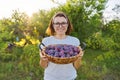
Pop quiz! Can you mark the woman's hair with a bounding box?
[46,11,73,35]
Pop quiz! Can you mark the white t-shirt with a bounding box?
[41,36,80,80]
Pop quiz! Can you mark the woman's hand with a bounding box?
[39,50,49,69]
[73,46,84,70]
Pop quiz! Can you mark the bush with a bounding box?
[86,31,115,51]
[101,38,115,51]
[77,50,120,80]
[112,29,120,49]
[0,53,17,62]
[86,31,103,49]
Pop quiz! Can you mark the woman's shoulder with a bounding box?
[67,35,80,41]
[67,36,80,45]
[42,36,53,42]
[43,36,52,40]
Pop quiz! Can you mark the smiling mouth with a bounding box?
[58,29,64,31]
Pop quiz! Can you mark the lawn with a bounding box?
[0,45,120,80]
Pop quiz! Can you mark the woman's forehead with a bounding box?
[53,16,67,22]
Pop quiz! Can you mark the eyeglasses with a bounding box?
[53,22,68,27]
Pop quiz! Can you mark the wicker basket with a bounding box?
[42,44,82,64]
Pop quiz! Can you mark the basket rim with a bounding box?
[42,45,81,59]
[44,51,81,59]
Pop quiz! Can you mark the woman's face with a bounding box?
[53,16,68,35]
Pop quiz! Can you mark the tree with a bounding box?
[53,0,107,41]
[30,10,50,41]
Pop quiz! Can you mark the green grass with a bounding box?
[0,46,120,80]
[76,49,120,80]
[76,48,104,80]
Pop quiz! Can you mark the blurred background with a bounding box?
[0,0,120,80]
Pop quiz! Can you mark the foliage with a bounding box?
[53,0,106,41]
[86,31,103,49]
[112,29,120,49]
[0,19,15,42]
[0,10,29,42]
[0,0,120,80]
[102,20,120,50]
[77,49,120,80]
[1,44,120,80]
[102,20,120,36]
[0,44,44,80]
[30,10,50,41]
[86,32,116,51]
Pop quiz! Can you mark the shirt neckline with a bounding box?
[51,35,69,40]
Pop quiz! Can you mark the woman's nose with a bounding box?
[59,24,62,28]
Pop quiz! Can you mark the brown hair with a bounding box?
[46,11,73,35]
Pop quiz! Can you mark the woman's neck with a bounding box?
[54,34,67,39]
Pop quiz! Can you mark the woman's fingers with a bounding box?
[40,48,46,56]
[41,56,48,60]
[78,46,84,57]
[80,51,84,57]
[41,56,49,64]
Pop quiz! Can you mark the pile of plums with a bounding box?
[45,44,80,58]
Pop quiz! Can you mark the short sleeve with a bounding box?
[39,37,48,50]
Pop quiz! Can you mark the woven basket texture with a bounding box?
[43,44,82,64]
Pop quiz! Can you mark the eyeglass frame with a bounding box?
[53,22,68,27]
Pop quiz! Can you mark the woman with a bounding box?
[39,11,84,80]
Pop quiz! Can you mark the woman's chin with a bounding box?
[57,33,65,35]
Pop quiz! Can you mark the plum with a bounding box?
[45,44,80,58]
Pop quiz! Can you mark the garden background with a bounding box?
[0,0,120,80]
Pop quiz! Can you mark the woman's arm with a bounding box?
[39,50,49,69]
[73,47,84,70]
[73,57,82,70]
